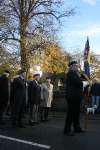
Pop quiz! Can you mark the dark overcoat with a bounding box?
[11,77,26,111]
[0,74,9,104]
[28,80,41,105]
[90,83,100,96]
[64,70,83,133]
[66,70,83,104]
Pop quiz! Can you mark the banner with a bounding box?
[84,37,90,78]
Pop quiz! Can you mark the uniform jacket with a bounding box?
[66,70,83,103]
[28,80,41,105]
[0,74,9,102]
[10,76,26,105]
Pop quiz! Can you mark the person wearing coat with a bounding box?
[90,79,100,112]
[28,73,41,125]
[0,70,10,124]
[64,61,84,136]
[40,77,53,121]
[90,79,100,107]
[11,70,26,128]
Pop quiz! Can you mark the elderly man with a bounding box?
[0,70,10,125]
[11,69,26,128]
[28,73,41,125]
[64,61,84,136]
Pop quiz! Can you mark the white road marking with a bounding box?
[0,134,50,149]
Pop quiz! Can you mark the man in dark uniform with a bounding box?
[28,73,41,125]
[64,61,84,135]
[11,69,26,128]
[0,70,10,124]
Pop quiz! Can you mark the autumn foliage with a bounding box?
[41,42,70,73]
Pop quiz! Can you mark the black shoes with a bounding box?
[41,119,48,122]
[74,128,85,133]
[0,120,5,125]
[12,122,26,128]
[64,129,74,136]
[64,128,85,136]
[17,124,26,128]
[29,120,36,126]
[64,131,74,136]
[29,120,40,126]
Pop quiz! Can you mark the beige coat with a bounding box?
[41,83,53,107]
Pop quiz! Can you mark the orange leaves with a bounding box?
[42,42,69,73]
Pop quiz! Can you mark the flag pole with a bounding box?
[83,37,91,130]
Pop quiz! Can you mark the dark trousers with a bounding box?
[40,107,50,121]
[29,103,40,122]
[0,99,8,121]
[64,101,81,133]
[11,97,25,126]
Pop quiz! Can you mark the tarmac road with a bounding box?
[0,113,100,150]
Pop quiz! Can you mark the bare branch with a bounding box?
[29,11,59,20]
[6,0,20,18]
[6,38,20,42]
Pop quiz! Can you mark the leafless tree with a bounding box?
[0,0,75,73]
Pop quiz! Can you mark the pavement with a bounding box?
[0,112,100,150]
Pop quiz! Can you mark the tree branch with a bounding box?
[8,0,20,18]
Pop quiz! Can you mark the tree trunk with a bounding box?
[20,35,30,79]
[18,0,30,79]
[20,36,29,68]
[20,21,30,79]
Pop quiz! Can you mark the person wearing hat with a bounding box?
[0,70,10,125]
[28,73,41,125]
[11,69,26,128]
[64,61,84,135]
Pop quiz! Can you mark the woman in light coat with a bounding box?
[40,77,53,121]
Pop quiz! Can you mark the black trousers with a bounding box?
[29,103,40,122]
[11,97,25,126]
[64,101,81,133]
[40,107,50,121]
[0,98,8,121]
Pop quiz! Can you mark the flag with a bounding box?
[84,37,90,78]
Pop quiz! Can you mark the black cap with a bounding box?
[4,70,10,74]
[68,61,78,67]
[18,69,25,75]
[33,73,40,77]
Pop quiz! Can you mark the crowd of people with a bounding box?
[0,70,53,128]
[0,61,100,137]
